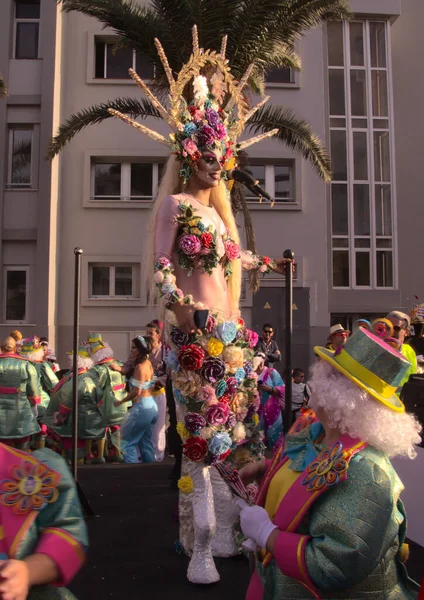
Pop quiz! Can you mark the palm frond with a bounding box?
[0,75,7,98]
[48,97,160,158]
[247,104,332,182]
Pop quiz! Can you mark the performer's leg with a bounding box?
[121,407,143,464]
[137,403,158,463]
[91,435,106,464]
[151,391,167,462]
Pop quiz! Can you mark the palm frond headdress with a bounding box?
[108,25,278,181]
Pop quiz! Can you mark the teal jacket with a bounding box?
[0,353,41,438]
[90,359,128,426]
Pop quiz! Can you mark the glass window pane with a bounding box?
[377,251,393,287]
[274,165,291,200]
[370,22,386,68]
[244,165,265,198]
[373,119,389,129]
[15,22,39,59]
[95,41,106,78]
[94,163,121,197]
[354,185,370,235]
[131,163,153,197]
[376,238,392,248]
[372,71,388,117]
[331,184,348,235]
[6,270,27,321]
[266,67,293,84]
[374,132,390,182]
[352,118,367,128]
[354,239,371,248]
[330,130,347,181]
[353,132,368,180]
[11,128,32,186]
[106,44,133,79]
[333,251,350,287]
[92,267,110,296]
[15,0,40,19]
[350,70,367,116]
[330,118,346,127]
[356,252,370,286]
[115,267,133,296]
[350,22,364,66]
[135,53,155,79]
[375,184,392,235]
[329,70,345,115]
[327,22,344,66]
[333,238,349,248]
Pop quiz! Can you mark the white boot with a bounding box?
[210,466,239,557]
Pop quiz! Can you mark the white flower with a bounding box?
[200,426,217,440]
[233,422,246,442]
[193,75,209,108]
[154,271,164,283]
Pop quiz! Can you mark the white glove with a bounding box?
[235,498,279,549]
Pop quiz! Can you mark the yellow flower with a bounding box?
[178,476,194,494]
[207,337,224,357]
[223,345,244,372]
[252,414,259,425]
[176,422,190,441]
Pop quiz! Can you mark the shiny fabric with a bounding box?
[0,445,88,599]
[43,371,105,439]
[258,368,284,450]
[90,360,128,426]
[120,379,158,463]
[31,361,59,421]
[250,425,419,599]
[0,355,41,439]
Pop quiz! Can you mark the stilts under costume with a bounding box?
[107,26,283,584]
[243,328,420,599]
[43,346,105,461]
[0,443,88,599]
[87,334,128,462]
[0,351,41,448]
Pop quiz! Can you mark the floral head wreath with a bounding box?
[108,26,278,182]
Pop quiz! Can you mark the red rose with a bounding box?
[200,232,214,249]
[178,344,205,371]
[188,106,197,116]
[183,436,208,462]
[217,449,231,462]
[262,256,271,265]
[237,317,245,327]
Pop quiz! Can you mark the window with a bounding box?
[94,40,154,79]
[243,163,294,203]
[266,68,294,85]
[14,0,40,59]
[91,159,164,201]
[328,20,395,289]
[3,267,29,322]
[89,264,138,298]
[7,127,33,188]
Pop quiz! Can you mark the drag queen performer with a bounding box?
[237,326,421,599]
[107,27,290,583]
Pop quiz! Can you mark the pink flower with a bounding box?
[179,234,201,256]
[214,123,227,141]
[224,240,240,261]
[193,110,205,123]
[206,402,230,426]
[244,329,259,349]
[197,384,217,405]
[182,138,200,157]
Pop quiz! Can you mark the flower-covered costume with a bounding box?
[257,367,285,450]
[120,378,158,464]
[0,353,41,446]
[0,443,88,598]
[246,421,419,599]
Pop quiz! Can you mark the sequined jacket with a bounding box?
[251,425,419,600]
[90,359,128,426]
[0,354,41,439]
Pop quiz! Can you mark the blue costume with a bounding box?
[120,377,158,464]
[258,366,285,450]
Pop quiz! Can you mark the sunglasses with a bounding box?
[263,330,273,334]
[393,325,406,333]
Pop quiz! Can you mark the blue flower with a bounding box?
[217,322,237,344]
[215,379,227,398]
[234,367,246,383]
[184,122,197,136]
[166,350,179,372]
[208,432,232,456]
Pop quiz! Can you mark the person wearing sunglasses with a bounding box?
[255,324,281,369]
[326,324,350,351]
[386,311,417,388]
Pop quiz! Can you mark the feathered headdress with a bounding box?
[108,26,278,182]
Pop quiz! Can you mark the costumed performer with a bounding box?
[20,337,59,449]
[87,333,128,463]
[107,26,292,583]
[236,326,421,599]
[253,353,284,450]
[113,336,158,464]
[145,322,168,462]
[0,336,41,450]
[43,345,105,464]
[0,442,88,599]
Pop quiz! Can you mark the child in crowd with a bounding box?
[291,368,311,418]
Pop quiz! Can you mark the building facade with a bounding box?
[0,0,420,368]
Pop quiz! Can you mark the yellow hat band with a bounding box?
[336,350,397,399]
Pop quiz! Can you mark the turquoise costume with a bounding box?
[43,369,105,440]
[0,353,41,440]
[120,377,158,463]
[0,443,88,599]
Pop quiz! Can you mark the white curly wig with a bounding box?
[91,343,113,364]
[67,354,93,371]
[309,359,422,459]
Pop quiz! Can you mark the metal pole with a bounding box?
[283,249,294,433]
[71,247,83,480]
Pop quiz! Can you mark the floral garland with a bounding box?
[154,257,194,308]
[166,312,265,465]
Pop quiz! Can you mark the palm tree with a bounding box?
[0,74,7,98]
